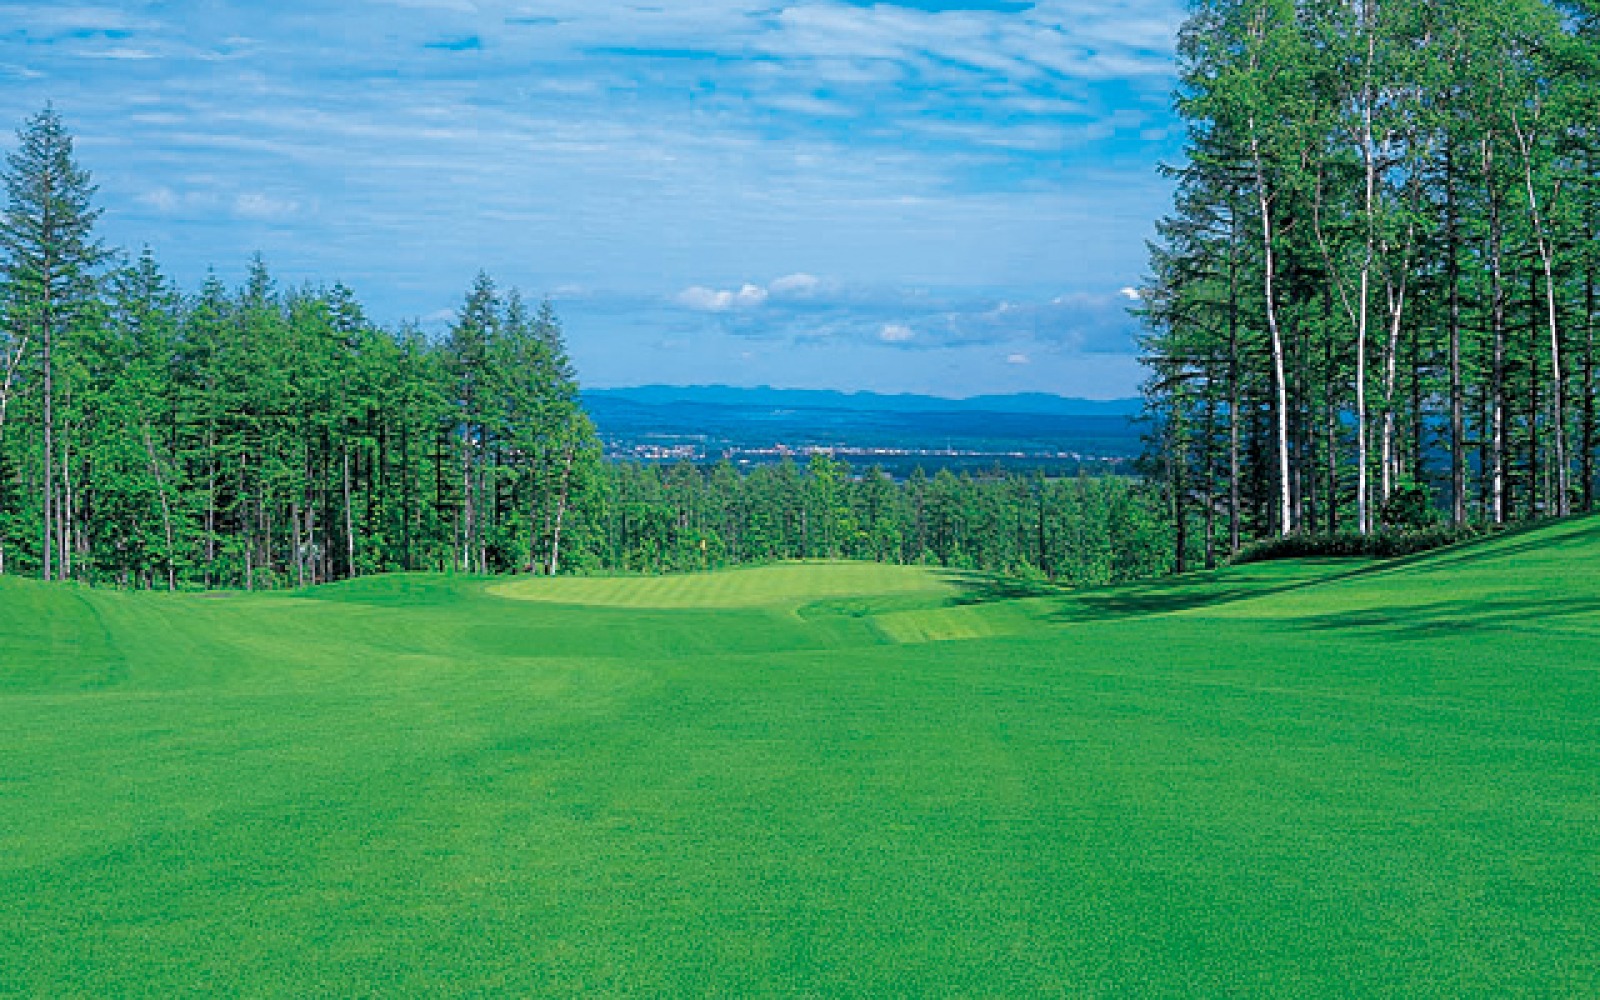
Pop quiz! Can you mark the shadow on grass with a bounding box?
[1039,515,1600,626]
[1292,595,1600,639]
[935,567,1359,622]
[938,571,1066,605]
[1296,514,1600,581]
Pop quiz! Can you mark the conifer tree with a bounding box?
[0,107,106,579]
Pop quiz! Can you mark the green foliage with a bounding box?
[1233,523,1488,564]
[1141,0,1600,552]
[1378,479,1436,532]
[588,460,1175,586]
[0,108,603,590]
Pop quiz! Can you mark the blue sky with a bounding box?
[1,0,1184,398]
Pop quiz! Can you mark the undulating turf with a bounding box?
[2,519,1598,995]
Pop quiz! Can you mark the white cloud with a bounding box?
[676,282,769,313]
[879,323,915,343]
[5,4,154,35]
[233,192,301,219]
[1006,352,1031,365]
[1119,286,1141,301]
[135,185,222,215]
[81,46,158,60]
[139,186,179,212]
[770,272,821,296]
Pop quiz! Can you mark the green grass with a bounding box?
[490,559,959,609]
[2,519,1598,995]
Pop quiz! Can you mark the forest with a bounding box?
[1140,0,1600,566]
[0,108,1171,590]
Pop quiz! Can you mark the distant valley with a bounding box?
[583,385,1145,477]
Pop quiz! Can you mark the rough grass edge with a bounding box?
[1232,524,1493,565]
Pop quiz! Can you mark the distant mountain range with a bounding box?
[583,385,1143,417]
[581,385,1146,476]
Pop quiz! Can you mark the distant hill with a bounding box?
[582,385,1143,417]
[580,384,1145,475]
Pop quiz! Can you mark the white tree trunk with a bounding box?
[1251,126,1294,536]
[139,417,177,591]
[1513,113,1569,516]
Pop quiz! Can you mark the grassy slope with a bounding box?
[1,520,1597,995]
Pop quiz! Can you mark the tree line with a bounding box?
[1139,0,1599,567]
[599,457,1174,584]
[1,108,596,588]
[1,106,1178,589]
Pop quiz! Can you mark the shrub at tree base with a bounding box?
[1378,481,1437,533]
[1232,524,1490,565]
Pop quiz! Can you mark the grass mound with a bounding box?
[2,518,1598,994]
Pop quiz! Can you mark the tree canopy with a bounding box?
[1139,0,1600,562]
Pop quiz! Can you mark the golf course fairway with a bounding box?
[3,518,1598,995]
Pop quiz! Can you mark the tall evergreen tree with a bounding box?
[0,107,106,579]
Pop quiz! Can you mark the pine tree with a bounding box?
[0,107,106,579]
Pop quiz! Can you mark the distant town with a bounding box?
[584,386,1144,477]
[607,439,1132,475]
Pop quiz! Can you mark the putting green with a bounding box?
[2,518,1598,995]
[490,559,959,608]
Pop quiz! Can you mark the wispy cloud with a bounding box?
[233,192,303,220]
[0,0,1181,396]
[664,276,1141,355]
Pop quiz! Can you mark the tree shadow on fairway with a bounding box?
[935,565,1363,623]
[938,571,1066,605]
[1036,563,1385,624]
[1341,515,1600,581]
[1290,594,1600,639]
[916,514,1600,629]
[1046,580,1301,622]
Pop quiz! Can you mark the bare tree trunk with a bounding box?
[1250,126,1294,536]
[1353,17,1379,535]
[1528,270,1543,519]
[292,497,305,588]
[1513,114,1568,515]
[1171,412,1188,575]
[139,417,177,591]
[343,447,357,579]
[1484,139,1508,524]
[42,278,54,581]
[460,445,474,573]
[306,503,318,586]
[1312,168,1364,533]
[547,444,577,577]
[1382,169,1420,505]
[205,422,217,588]
[1325,308,1339,534]
[1447,142,1466,524]
[0,331,30,576]
[240,455,253,591]
[1228,210,1242,552]
[1356,187,1373,532]
[1584,219,1597,512]
[1203,389,1217,569]
[60,426,72,580]
[1379,205,1417,504]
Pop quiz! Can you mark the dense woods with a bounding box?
[600,458,1174,583]
[1140,0,1600,565]
[1,109,597,588]
[0,107,1175,589]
